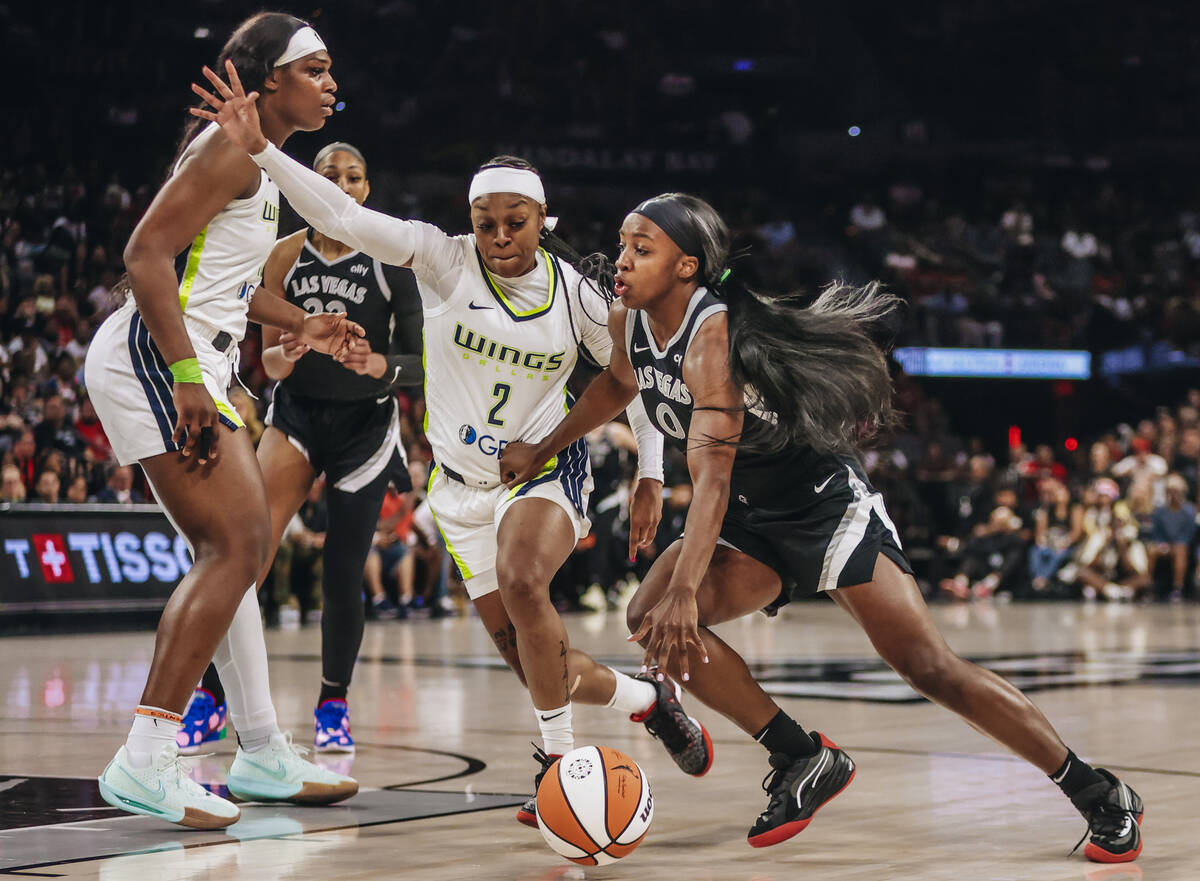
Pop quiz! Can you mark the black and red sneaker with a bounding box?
[1072,769,1144,863]
[515,744,558,829]
[630,673,714,777]
[747,732,855,848]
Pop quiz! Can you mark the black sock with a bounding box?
[319,680,348,704]
[753,710,820,758]
[1050,749,1107,804]
[200,663,225,706]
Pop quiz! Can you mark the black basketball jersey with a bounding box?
[626,288,729,449]
[626,287,824,504]
[281,233,422,400]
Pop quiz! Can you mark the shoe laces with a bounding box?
[760,752,795,797]
[1070,795,1135,855]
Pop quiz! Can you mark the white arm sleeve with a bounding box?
[626,394,664,483]
[251,144,462,302]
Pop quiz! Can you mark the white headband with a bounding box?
[468,168,545,205]
[274,26,327,68]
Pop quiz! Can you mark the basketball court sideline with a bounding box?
[1,601,1191,880]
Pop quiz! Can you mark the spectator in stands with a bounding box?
[31,468,60,503]
[1149,474,1197,602]
[0,464,25,502]
[1173,427,1200,497]
[74,396,112,463]
[939,504,1026,600]
[65,472,90,503]
[363,485,411,619]
[32,394,84,459]
[1112,436,1168,505]
[945,454,995,538]
[1074,478,1150,601]
[95,464,144,505]
[9,429,36,490]
[1029,478,1080,594]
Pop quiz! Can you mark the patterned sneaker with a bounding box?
[1072,769,1144,863]
[630,672,713,776]
[747,732,856,848]
[516,744,558,829]
[99,743,240,829]
[226,731,358,805]
[314,699,355,753]
[176,689,227,756]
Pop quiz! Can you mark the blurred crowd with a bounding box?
[6,98,1200,618]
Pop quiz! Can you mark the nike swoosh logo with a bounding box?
[296,260,314,268]
[1051,761,1071,784]
[468,302,493,310]
[632,344,651,353]
[539,711,566,722]
[244,757,291,781]
[120,768,166,801]
[813,474,836,493]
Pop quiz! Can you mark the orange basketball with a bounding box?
[535,745,653,865]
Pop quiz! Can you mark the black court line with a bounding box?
[0,789,529,874]
[351,741,488,788]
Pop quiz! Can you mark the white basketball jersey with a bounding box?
[417,239,589,487]
[169,123,280,340]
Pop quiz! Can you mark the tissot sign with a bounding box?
[0,504,188,613]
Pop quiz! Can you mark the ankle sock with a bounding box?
[606,668,657,716]
[1050,749,1108,804]
[536,703,574,757]
[125,706,183,767]
[754,710,820,758]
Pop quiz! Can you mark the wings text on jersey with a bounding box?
[452,323,566,376]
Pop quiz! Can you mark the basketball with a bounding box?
[535,745,654,865]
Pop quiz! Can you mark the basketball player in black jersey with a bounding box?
[501,193,1144,863]
[187,142,423,753]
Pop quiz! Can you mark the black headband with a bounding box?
[633,199,706,275]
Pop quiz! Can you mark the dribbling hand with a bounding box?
[627,587,708,684]
[190,60,269,155]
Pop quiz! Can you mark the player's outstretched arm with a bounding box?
[191,60,422,270]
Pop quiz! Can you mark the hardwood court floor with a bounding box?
[1,600,1194,880]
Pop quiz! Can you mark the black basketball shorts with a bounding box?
[718,455,913,613]
[266,384,412,494]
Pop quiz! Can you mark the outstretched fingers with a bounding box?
[224,58,246,97]
[201,64,235,100]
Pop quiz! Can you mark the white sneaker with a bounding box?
[226,731,358,804]
[99,743,240,829]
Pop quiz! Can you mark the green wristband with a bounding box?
[168,357,204,384]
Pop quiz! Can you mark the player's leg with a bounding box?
[834,554,1143,862]
[628,542,854,848]
[313,472,392,752]
[254,425,318,591]
[99,428,270,828]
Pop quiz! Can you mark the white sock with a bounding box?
[125,706,182,767]
[536,703,574,757]
[605,668,657,716]
[213,584,280,750]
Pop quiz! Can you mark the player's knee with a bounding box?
[626,594,649,638]
[893,647,961,700]
[497,568,553,619]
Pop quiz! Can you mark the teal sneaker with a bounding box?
[98,743,240,829]
[226,731,358,805]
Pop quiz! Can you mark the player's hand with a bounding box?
[627,586,708,684]
[278,331,310,362]
[299,312,365,362]
[340,338,388,378]
[171,382,221,465]
[500,442,552,487]
[627,477,663,562]
[190,60,269,154]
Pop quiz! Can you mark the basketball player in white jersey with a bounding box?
[86,16,358,828]
[194,66,715,826]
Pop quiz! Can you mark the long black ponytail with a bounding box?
[633,193,901,456]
